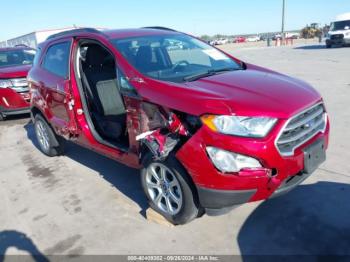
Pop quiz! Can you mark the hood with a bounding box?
[138,65,321,119]
[0,64,31,79]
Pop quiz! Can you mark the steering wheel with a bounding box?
[172,60,190,71]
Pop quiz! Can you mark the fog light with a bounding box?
[206,147,261,173]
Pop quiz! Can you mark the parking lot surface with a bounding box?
[0,43,349,257]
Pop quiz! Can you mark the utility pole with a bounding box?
[281,0,286,43]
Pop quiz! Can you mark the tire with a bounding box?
[326,43,332,48]
[141,153,200,225]
[0,113,4,121]
[34,114,64,157]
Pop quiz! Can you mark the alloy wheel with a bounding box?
[35,120,50,151]
[145,163,183,215]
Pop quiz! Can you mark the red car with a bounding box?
[234,36,246,43]
[0,46,35,120]
[28,28,329,224]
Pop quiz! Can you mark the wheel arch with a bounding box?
[30,106,44,120]
[31,106,61,147]
[141,149,202,211]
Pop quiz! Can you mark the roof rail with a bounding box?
[14,44,30,48]
[142,26,177,32]
[46,28,103,40]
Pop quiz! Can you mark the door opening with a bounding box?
[76,41,129,149]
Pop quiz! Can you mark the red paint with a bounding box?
[28,28,330,206]
[176,119,330,202]
[234,37,246,43]
[0,47,33,116]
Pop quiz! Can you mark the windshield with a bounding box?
[112,34,242,83]
[330,20,350,31]
[0,49,36,68]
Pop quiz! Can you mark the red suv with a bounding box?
[28,28,330,224]
[234,36,246,43]
[0,46,35,120]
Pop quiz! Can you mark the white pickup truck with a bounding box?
[325,13,350,48]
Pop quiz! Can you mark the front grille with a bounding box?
[10,78,29,93]
[276,103,327,156]
[330,34,344,40]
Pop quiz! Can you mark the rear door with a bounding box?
[40,39,78,137]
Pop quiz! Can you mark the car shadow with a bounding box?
[24,122,149,216]
[0,113,30,126]
[237,181,350,258]
[294,45,326,50]
[0,230,49,262]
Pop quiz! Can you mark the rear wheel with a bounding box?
[141,153,200,225]
[34,114,64,157]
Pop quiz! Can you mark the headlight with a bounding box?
[206,147,261,173]
[201,115,277,137]
[0,79,12,89]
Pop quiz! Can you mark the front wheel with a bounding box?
[141,153,200,225]
[34,114,64,157]
[0,113,4,121]
[326,43,332,48]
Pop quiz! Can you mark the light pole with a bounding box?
[281,0,286,43]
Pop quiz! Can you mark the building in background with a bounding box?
[0,27,105,48]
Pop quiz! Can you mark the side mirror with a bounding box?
[345,26,350,30]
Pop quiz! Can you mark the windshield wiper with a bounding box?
[183,67,238,82]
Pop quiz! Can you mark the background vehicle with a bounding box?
[234,36,246,43]
[272,34,282,40]
[0,46,35,120]
[259,35,267,41]
[213,38,229,45]
[285,32,300,39]
[301,23,322,39]
[325,13,350,48]
[28,28,329,225]
[246,36,260,42]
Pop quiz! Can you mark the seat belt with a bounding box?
[79,59,94,110]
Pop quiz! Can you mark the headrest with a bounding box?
[85,45,109,67]
[136,46,152,61]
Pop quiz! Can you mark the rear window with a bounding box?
[42,42,71,78]
[0,49,36,68]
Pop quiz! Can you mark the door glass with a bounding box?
[42,42,71,78]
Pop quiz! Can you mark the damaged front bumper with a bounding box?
[175,120,330,214]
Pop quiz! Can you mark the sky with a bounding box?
[1,0,349,41]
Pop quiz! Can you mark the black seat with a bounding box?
[135,46,171,72]
[82,45,126,141]
[135,46,153,72]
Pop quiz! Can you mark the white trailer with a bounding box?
[1,27,84,48]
